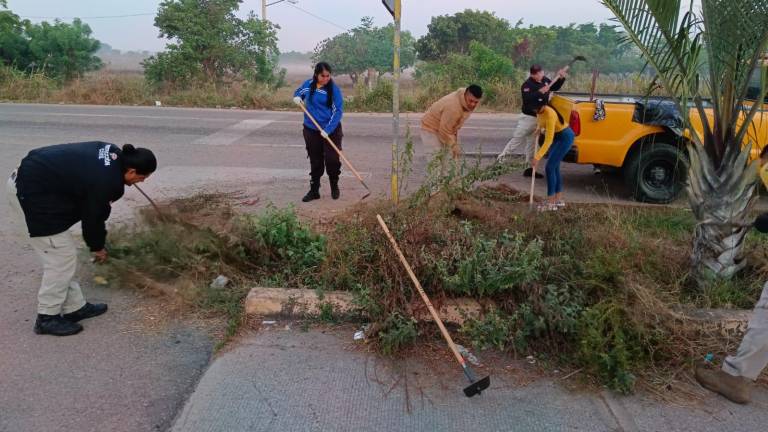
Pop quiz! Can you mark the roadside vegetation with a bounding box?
[100,160,768,396]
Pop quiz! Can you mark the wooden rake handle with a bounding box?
[376,214,467,368]
[297,101,369,190]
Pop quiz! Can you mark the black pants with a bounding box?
[303,124,343,182]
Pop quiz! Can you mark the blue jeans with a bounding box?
[544,127,575,197]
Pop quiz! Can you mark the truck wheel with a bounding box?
[623,142,688,204]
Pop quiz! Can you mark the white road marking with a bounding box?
[243,143,305,148]
[193,120,273,146]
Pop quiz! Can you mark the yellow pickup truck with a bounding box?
[554,82,767,203]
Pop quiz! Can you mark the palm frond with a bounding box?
[701,0,768,161]
[602,0,706,142]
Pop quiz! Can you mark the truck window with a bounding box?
[747,66,767,102]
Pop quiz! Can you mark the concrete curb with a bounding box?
[245,287,489,325]
[245,288,753,329]
[683,308,752,336]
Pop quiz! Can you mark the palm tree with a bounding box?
[602,0,768,283]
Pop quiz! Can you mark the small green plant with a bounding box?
[196,282,249,351]
[378,312,418,355]
[318,302,335,323]
[460,309,512,351]
[347,79,396,112]
[509,283,586,352]
[396,121,415,199]
[237,205,326,275]
[431,227,543,297]
[577,302,643,394]
[686,274,764,309]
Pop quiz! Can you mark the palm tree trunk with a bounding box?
[687,143,759,283]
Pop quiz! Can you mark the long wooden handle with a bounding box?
[298,102,368,187]
[376,214,466,367]
[529,167,536,206]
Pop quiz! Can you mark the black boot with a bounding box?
[34,314,83,336]
[63,302,108,322]
[302,180,320,202]
[330,178,340,200]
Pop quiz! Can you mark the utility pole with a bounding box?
[262,0,297,22]
[383,0,401,204]
[262,0,267,22]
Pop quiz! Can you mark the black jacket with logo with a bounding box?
[521,76,566,116]
[15,141,125,251]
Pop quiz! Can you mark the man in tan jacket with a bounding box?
[420,85,483,160]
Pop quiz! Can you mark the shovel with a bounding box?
[297,100,371,200]
[376,214,491,397]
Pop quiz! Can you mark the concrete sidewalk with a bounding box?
[171,326,768,432]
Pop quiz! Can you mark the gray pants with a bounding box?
[497,116,538,163]
[723,281,768,380]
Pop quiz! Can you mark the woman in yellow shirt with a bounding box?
[531,99,575,210]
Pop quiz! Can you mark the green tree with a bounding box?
[23,19,102,81]
[509,22,643,74]
[415,10,515,61]
[602,0,768,282]
[143,0,282,87]
[313,17,416,85]
[0,4,30,68]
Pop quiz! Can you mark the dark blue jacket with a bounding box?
[15,141,125,251]
[294,79,344,134]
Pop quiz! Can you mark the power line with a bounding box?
[20,13,154,20]
[286,3,350,32]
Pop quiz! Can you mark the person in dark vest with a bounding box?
[497,64,568,177]
[293,62,345,202]
[7,142,157,336]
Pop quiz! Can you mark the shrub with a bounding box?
[577,302,644,394]
[236,206,326,276]
[430,226,543,297]
[461,309,512,351]
[379,312,418,355]
[414,41,523,109]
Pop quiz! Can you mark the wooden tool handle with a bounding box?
[529,168,536,206]
[376,214,466,367]
[298,102,368,187]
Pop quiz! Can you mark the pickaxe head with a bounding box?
[568,55,588,67]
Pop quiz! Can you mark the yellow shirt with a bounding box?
[535,106,569,161]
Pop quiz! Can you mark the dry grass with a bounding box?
[1,67,660,112]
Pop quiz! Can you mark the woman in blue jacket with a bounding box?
[293,62,344,201]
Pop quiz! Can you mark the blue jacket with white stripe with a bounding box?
[294,79,344,135]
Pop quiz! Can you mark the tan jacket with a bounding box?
[421,88,473,154]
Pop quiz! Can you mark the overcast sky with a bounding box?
[8,0,617,53]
